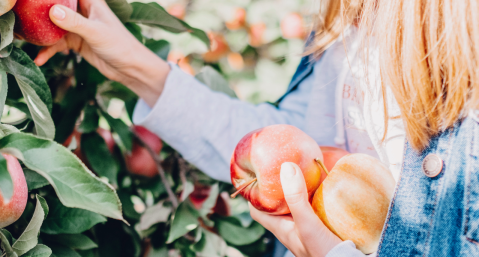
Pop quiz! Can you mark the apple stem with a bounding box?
[315,158,329,176]
[230,178,258,198]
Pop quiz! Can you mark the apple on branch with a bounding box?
[0,154,28,228]
[230,124,325,215]
[13,0,78,46]
[125,126,163,178]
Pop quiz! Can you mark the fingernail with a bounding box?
[281,163,296,178]
[52,6,66,20]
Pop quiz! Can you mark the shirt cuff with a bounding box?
[326,241,371,257]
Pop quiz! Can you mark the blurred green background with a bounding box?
[134,0,316,104]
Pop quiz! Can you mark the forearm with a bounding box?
[118,44,170,107]
[133,65,308,182]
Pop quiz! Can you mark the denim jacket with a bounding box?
[378,111,479,256]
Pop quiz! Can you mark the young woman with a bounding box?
[252,0,479,256]
[35,0,405,256]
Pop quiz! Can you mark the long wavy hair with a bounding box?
[308,0,364,57]
[357,0,479,150]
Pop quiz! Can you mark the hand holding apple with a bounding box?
[312,153,396,254]
[0,154,28,228]
[249,162,342,257]
[33,0,170,108]
[230,124,325,215]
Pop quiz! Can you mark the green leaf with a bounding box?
[0,132,124,221]
[0,44,13,58]
[0,229,17,257]
[0,69,8,120]
[47,234,97,250]
[41,197,106,235]
[100,110,132,151]
[180,180,194,202]
[145,247,167,257]
[22,244,52,257]
[81,132,119,185]
[24,168,49,191]
[49,244,81,257]
[129,2,209,46]
[145,39,170,60]
[78,105,99,134]
[166,201,199,243]
[0,228,13,245]
[5,99,31,120]
[196,66,237,98]
[125,22,143,43]
[0,11,15,54]
[105,0,133,23]
[0,153,13,201]
[0,124,20,138]
[198,183,219,217]
[117,190,141,220]
[215,216,265,246]
[0,47,54,139]
[12,195,49,256]
[137,200,171,231]
[191,229,227,256]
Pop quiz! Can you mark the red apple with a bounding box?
[13,0,78,46]
[167,3,186,20]
[227,52,244,71]
[312,154,396,254]
[0,154,28,228]
[0,0,17,16]
[225,8,246,30]
[319,146,350,171]
[203,32,230,63]
[230,124,325,215]
[212,192,231,216]
[167,51,195,75]
[189,184,231,216]
[125,126,163,178]
[189,184,212,209]
[248,23,266,47]
[280,13,305,39]
[63,128,115,164]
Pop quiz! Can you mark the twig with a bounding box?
[133,133,179,209]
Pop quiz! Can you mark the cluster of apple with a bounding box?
[167,5,307,76]
[63,125,163,178]
[230,124,396,254]
[0,0,77,46]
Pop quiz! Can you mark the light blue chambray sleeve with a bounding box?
[325,241,372,257]
[133,64,314,183]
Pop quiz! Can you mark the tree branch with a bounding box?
[132,133,179,209]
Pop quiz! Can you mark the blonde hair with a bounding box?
[360,0,479,150]
[308,0,364,57]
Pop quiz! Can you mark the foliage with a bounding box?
[0,0,294,256]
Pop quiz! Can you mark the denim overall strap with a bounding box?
[275,54,315,104]
[275,33,316,104]
[377,117,479,256]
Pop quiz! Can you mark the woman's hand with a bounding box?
[250,162,342,257]
[34,0,170,107]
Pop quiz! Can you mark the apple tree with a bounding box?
[0,1,271,257]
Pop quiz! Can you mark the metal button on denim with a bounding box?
[422,154,443,178]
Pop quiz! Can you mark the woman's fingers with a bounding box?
[249,204,306,255]
[49,5,98,39]
[280,163,319,226]
[280,162,342,256]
